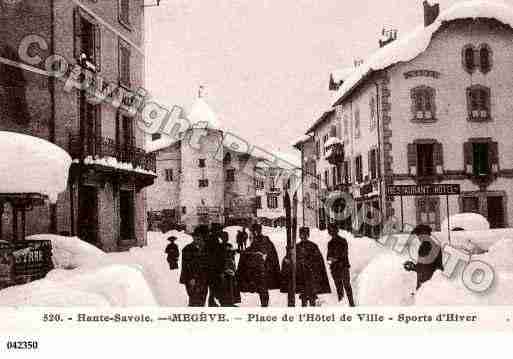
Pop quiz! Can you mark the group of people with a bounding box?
[165,221,443,307]
[166,222,356,307]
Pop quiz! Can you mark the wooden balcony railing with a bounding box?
[69,134,156,174]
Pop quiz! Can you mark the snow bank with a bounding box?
[187,97,223,132]
[357,253,417,306]
[330,67,354,85]
[83,155,156,176]
[475,238,513,272]
[331,1,513,106]
[0,131,71,202]
[324,136,343,148]
[27,234,106,270]
[441,212,490,231]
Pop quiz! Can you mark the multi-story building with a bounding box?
[255,152,301,227]
[0,0,155,250]
[296,1,513,234]
[146,97,261,232]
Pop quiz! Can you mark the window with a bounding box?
[119,114,133,151]
[182,206,186,214]
[369,148,379,179]
[417,143,435,177]
[152,133,161,141]
[464,139,498,176]
[164,169,173,182]
[324,169,329,187]
[304,193,311,209]
[472,142,490,176]
[479,44,492,74]
[330,125,337,138]
[355,155,363,183]
[462,196,480,213]
[354,108,361,138]
[255,178,264,190]
[408,141,443,178]
[411,86,436,121]
[199,179,209,188]
[74,9,101,70]
[463,44,493,74]
[416,197,440,231]
[267,195,278,209]
[255,196,262,209]
[463,45,476,73]
[226,169,235,182]
[119,0,130,26]
[467,85,491,121]
[198,159,206,168]
[336,163,342,184]
[119,40,131,88]
[343,114,349,136]
[369,96,377,130]
[332,166,337,186]
[343,161,350,184]
[323,134,329,155]
[315,140,320,159]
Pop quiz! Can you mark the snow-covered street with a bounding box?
[1,225,513,307]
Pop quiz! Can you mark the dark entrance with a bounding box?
[120,190,135,240]
[78,186,98,245]
[487,196,504,228]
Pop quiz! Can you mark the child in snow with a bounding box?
[165,236,179,270]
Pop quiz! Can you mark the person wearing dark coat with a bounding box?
[237,223,281,307]
[404,224,444,290]
[205,223,224,306]
[281,227,331,306]
[165,236,179,270]
[180,227,209,306]
[236,227,249,252]
[327,223,355,306]
[219,231,241,306]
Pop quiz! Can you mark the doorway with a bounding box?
[487,196,504,228]
[120,190,135,240]
[78,186,98,245]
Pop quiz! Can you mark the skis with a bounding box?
[284,190,298,307]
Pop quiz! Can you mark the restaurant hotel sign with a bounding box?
[386,183,461,197]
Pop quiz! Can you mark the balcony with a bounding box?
[69,134,157,181]
[324,139,345,165]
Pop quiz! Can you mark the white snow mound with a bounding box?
[441,212,490,231]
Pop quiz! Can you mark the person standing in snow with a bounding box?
[281,226,331,306]
[236,227,248,252]
[165,236,179,270]
[180,227,209,306]
[206,223,224,307]
[327,223,355,306]
[219,231,240,306]
[404,224,444,290]
[237,223,281,307]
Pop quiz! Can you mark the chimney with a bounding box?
[379,28,398,48]
[423,1,440,27]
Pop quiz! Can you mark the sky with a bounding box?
[145,0,470,158]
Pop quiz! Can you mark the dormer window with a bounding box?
[467,85,491,121]
[411,86,436,122]
[463,44,492,74]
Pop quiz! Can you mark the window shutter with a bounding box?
[407,143,417,168]
[490,141,499,166]
[433,142,443,166]
[368,150,372,179]
[74,8,81,59]
[376,149,381,178]
[464,142,473,170]
[94,25,101,71]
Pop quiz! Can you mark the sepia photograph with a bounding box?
[3,1,513,343]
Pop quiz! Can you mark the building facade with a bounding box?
[0,0,155,251]
[296,1,513,234]
[146,99,261,232]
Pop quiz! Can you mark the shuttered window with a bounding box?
[368,148,379,179]
[411,86,436,121]
[119,40,131,88]
[407,141,443,177]
[480,44,492,74]
[267,195,278,209]
[463,45,476,73]
[464,139,498,175]
[467,85,491,121]
[164,169,173,182]
[355,155,363,183]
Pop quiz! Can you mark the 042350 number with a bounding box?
[6,340,38,350]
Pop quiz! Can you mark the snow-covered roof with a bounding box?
[330,67,354,85]
[292,134,313,148]
[0,131,71,203]
[331,1,513,106]
[146,97,223,153]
